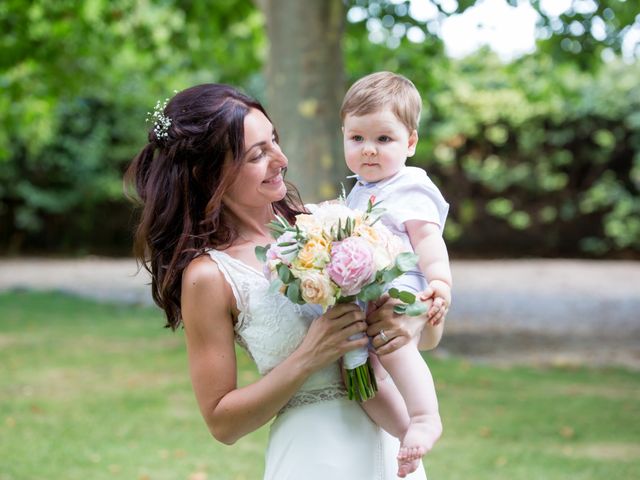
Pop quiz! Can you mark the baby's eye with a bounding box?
[378,135,392,143]
[352,135,364,142]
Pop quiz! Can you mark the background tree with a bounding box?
[256,0,347,201]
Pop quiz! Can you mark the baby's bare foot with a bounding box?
[396,413,442,477]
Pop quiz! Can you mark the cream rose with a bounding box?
[298,270,337,310]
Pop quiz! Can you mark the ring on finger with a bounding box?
[379,329,389,344]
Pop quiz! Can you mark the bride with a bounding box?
[126,83,440,479]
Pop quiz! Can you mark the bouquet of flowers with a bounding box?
[256,197,427,402]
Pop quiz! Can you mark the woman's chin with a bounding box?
[261,184,287,203]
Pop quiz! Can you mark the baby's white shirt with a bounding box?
[345,166,449,293]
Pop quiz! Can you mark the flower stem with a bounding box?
[344,359,377,402]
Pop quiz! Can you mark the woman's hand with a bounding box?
[295,303,369,374]
[365,293,434,356]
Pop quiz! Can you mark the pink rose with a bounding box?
[326,237,376,296]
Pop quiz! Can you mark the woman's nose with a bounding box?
[271,147,288,167]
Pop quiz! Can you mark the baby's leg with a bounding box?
[378,341,442,478]
[359,353,409,440]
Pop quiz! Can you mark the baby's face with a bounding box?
[342,109,417,183]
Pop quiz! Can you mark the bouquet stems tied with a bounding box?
[344,358,378,402]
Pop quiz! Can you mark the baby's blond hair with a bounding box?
[340,71,422,132]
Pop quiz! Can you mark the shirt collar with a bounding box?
[348,166,407,188]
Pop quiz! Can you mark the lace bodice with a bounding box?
[206,250,346,411]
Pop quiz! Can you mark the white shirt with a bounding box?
[345,166,449,292]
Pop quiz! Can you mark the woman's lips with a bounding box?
[263,173,283,184]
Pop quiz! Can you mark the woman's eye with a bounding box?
[251,150,266,162]
[378,135,391,143]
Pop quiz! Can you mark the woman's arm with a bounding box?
[182,255,368,445]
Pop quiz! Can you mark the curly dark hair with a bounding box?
[125,84,304,330]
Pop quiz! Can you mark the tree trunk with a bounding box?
[258,0,347,203]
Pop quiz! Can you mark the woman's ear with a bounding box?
[407,130,418,157]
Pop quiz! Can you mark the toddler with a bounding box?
[342,71,452,477]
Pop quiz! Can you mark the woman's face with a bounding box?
[224,109,288,208]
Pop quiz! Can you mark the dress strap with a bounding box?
[205,250,247,330]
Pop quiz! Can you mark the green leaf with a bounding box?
[267,278,283,295]
[255,245,269,262]
[395,253,419,272]
[276,263,292,284]
[397,290,416,304]
[286,279,304,304]
[388,287,401,299]
[277,241,297,247]
[357,283,384,302]
[405,301,428,317]
[393,304,407,314]
[382,267,403,284]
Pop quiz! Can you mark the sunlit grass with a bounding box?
[1,292,638,480]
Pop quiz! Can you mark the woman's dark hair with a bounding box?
[124,84,304,330]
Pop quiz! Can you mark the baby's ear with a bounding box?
[407,130,418,156]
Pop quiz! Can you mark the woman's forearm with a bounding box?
[207,349,313,444]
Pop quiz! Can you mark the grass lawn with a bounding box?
[1,291,639,480]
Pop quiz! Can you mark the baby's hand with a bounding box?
[424,280,451,326]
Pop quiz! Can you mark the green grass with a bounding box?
[2,291,639,480]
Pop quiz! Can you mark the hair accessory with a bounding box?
[147,97,172,140]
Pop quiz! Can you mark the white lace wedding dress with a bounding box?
[207,249,428,480]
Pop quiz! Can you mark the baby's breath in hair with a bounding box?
[147,95,173,140]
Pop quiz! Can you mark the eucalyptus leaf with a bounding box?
[287,279,304,304]
[388,288,401,299]
[276,263,292,284]
[268,278,283,295]
[358,283,384,302]
[255,245,268,262]
[393,304,407,314]
[405,301,428,316]
[397,290,416,304]
[382,267,403,284]
[395,253,419,272]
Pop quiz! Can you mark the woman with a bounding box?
[125,84,440,479]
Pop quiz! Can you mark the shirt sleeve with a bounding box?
[385,176,450,232]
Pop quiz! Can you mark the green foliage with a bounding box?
[2,0,639,257]
[0,0,264,253]
[412,51,640,256]
[522,0,640,70]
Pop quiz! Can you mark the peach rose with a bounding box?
[298,270,337,310]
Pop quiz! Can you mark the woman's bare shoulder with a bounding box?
[182,253,233,313]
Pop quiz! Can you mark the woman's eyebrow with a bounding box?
[246,140,267,151]
[246,128,277,151]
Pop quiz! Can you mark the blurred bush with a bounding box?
[0,0,264,255]
[415,52,640,257]
[1,0,638,257]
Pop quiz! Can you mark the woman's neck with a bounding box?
[228,204,275,245]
